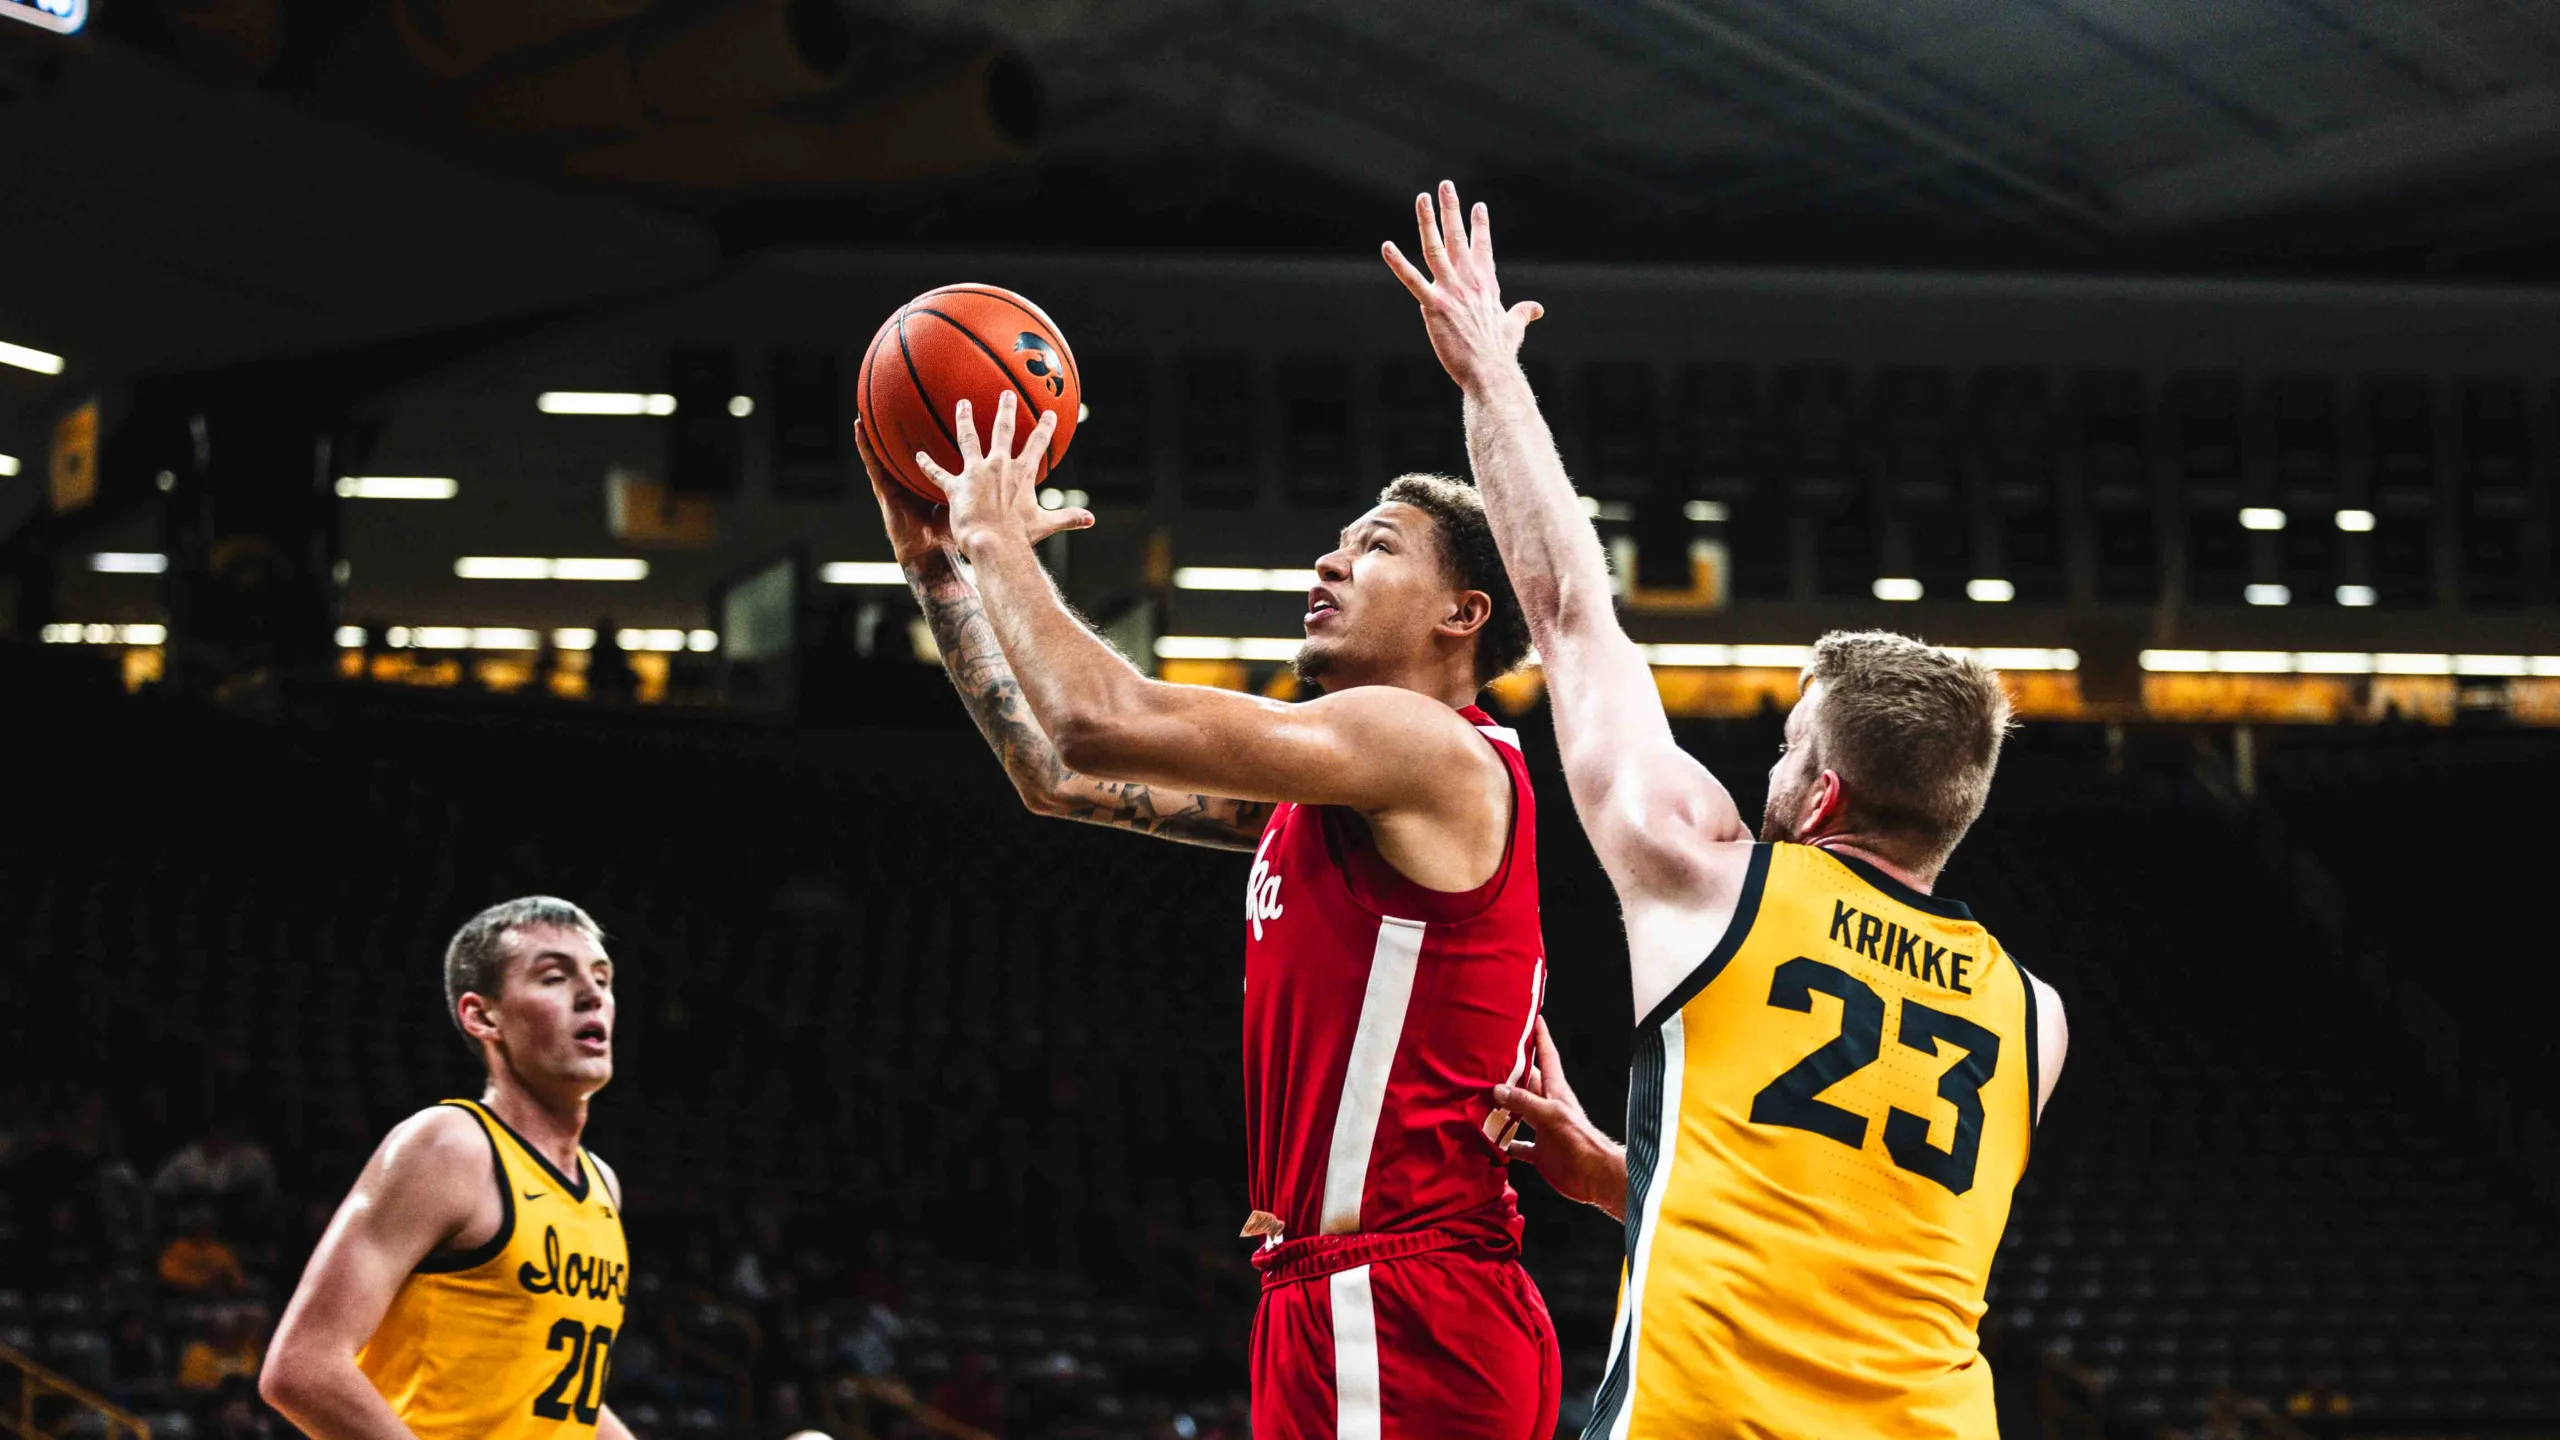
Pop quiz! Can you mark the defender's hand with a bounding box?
[1382,180,1544,395]
[1492,1019,1627,1220]
[916,392,1092,562]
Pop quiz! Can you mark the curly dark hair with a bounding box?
[1377,473,1532,687]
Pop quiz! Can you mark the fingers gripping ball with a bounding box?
[857,284,1082,505]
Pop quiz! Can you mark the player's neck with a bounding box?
[481,1075,589,1177]
[1317,657,1480,711]
[1810,836,1937,894]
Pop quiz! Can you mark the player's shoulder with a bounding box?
[587,1151,624,1209]
[375,1103,493,1182]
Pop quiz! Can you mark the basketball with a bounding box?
[858,283,1082,504]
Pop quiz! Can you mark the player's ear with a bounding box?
[1438,588,1493,639]
[457,992,501,1044]
[1805,770,1849,837]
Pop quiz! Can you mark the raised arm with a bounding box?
[913,394,1498,825]
[1384,182,1750,894]
[863,422,1274,850]
[261,1109,487,1440]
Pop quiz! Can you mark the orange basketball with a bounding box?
[858,283,1081,505]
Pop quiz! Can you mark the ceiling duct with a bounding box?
[634,0,853,120]
[564,48,1041,188]
[392,0,651,78]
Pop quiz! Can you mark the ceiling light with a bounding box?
[1733,644,1815,669]
[2334,509,2376,532]
[335,626,365,648]
[1965,579,2015,603]
[538,392,677,416]
[2140,650,2213,672]
[1644,644,1735,667]
[1971,648,2079,672]
[0,454,18,477]
[2215,651,2291,673]
[2335,585,2377,607]
[2239,508,2286,531]
[91,552,168,574]
[822,562,907,586]
[552,628,596,651]
[617,629,690,652]
[337,476,458,500]
[1173,567,1323,592]
[2455,655,2528,677]
[727,396,754,417]
[2295,653,2374,675]
[550,558,649,581]
[688,629,718,652]
[0,339,65,375]
[1153,636,1301,662]
[1682,500,1728,523]
[2244,584,2290,606]
[2375,654,2452,675]
[454,557,647,580]
[1872,577,1923,602]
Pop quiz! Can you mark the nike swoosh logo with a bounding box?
[523,1190,545,1200]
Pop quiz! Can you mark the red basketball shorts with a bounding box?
[1250,1232,1562,1440]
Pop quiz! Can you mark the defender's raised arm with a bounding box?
[1385,182,1750,896]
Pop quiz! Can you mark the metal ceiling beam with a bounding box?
[2115,84,2560,229]
[1621,0,2125,232]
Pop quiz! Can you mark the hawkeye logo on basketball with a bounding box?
[1014,332,1066,397]
[1247,832,1285,941]
[517,1225,627,1308]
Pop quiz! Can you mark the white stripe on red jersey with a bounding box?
[1241,704,1546,1251]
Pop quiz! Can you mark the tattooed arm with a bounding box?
[862,419,1270,850]
[906,550,1275,849]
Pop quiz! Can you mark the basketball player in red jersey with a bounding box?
[860,400,1562,1440]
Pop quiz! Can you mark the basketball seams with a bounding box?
[895,309,964,490]
[909,306,1066,472]
[928,283,1082,397]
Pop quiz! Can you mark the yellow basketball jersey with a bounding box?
[1589,843,2040,1440]
[358,1100,630,1440]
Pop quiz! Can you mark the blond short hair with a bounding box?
[1800,631,2013,873]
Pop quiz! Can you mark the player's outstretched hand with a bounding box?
[910,392,1094,563]
[1382,179,1544,394]
[1491,1018,1629,1221]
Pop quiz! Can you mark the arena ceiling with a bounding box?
[9,0,2560,407]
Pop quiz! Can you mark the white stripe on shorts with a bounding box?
[1330,1263,1383,1440]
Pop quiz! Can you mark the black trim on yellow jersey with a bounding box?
[476,1101,592,1202]
[1635,843,1773,1034]
[2015,956,2043,1145]
[414,1102,516,1275]
[1822,846,1975,922]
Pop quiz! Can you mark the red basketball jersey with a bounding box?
[1241,705,1547,1252]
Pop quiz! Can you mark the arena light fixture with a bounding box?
[2455,655,2529,677]
[454,557,648,581]
[2239,508,2286,531]
[727,396,755,417]
[1644,644,1735,667]
[1682,500,1729,523]
[688,629,718,652]
[537,392,677,416]
[2335,585,2378,607]
[822,561,907,586]
[2375,654,2453,675]
[2244,583,2291,606]
[1578,496,1633,522]
[0,454,18,477]
[1,0,88,36]
[334,626,365,648]
[552,628,597,650]
[0,338,66,375]
[616,628,691,652]
[39,622,162,644]
[1872,577,1924,602]
[2139,650,2214,672]
[2216,651,2292,673]
[336,476,458,500]
[91,552,168,574]
[2295,653,2375,675]
[1732,643,1816,669]
[1172,567,1323,592]
[1153,636,1302,662]
[1036,487,1090,510]
[1970,648,2079,672]
[1965,579,2015,603]
[2334,509,2376,532]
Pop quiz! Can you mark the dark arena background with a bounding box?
[7,3,2560,1440]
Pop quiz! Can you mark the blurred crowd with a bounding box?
[0,1086,1251,1440]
